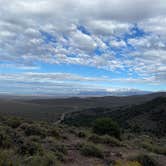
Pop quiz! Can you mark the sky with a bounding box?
[0,0,166,95]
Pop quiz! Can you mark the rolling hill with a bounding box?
[0,92,165,122]
[64,96,166,136]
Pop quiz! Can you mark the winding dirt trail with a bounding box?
[55,112,66,124]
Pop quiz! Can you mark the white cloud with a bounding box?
[69,30,97,53]
[128,38,151,48]
[110,40,126,48]
[0,0,166,91]
[0,71,164,95]
[86,20,131,36]
[139,16,166,36]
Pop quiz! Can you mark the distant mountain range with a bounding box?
[78,89,151,97]
[0,88,152,98]
[0,91,165,122]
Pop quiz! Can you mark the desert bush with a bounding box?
[79,142,103,158]
[29,135,41,143]
[5,117,22,128]
[43,137,67,161]
[54,151,66,161]
[50,143,67,155]
[142,142,166,155]
[88,134,102,143]
[93,118,121,139]
[20,123,46,138]
[0,150,20,166]
[135,154,159,166]
[154,146,166,155]
[19,123,30,130]
[17,140,43,156]
[141,141,154,151]
[88,134,122,146]
[131,124,141,133]
[68,127,77,134]
[0,126,13,148]
[48,127,61,139]
[115,160,141,166]
[77,131,87,138]
[43,136,67,155]
[43,136,55,144]
[24,152,60,166]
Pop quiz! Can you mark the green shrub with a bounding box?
[77,131,86,138]
[50,143,67,155]
[20,123,46,137]
[135,154,159,166]
[141,142,166,155]
[54,151,66,161]
[101,135,122,146]
[131,124,141,133]
[141,142,154,152]
[0,127,13,148]
[48,127,61,139]
[5,117,22,128]
[88,134,122,146]
[43,136,55,144]
[18,140,43,156]
[43,137,67,161]
[79,142,103,158]
[29,135,41,143]
[24,152,60,166]
[154,146,166,155]
[93,118,121,139]
[0,150,20,166]
[115,160,141,166]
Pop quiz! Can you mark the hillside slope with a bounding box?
[0,92,165,122]
[64,97,166,136]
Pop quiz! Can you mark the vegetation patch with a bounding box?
[115,160,141,166]
[141,141,166,155]
[79,142,104,158]
[133,154,160,166]
[23,152,60,166]
[88,134,123,146]
[93,118,121,139]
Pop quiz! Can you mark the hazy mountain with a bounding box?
[0,92,165,122]
[77,88,151,97]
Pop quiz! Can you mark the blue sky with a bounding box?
[0,0,166,95]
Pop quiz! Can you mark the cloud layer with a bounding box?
[0,0,166,94]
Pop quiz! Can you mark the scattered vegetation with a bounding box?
[93,118,121,139]
[88,134,123,146]
[24,152,60,166]
[0,96,165,165]
[77,131,87,138]
[141,141,166,155]
[64,97,166,137]
[134,154,160,166]
[79,142,104,158]
[115,160,141,166]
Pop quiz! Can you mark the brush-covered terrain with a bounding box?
[0,93,165,166]
[0,113,166,166]
[64,97,166,136]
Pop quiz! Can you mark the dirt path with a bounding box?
[55,109,77,125]
[55,112,66,124]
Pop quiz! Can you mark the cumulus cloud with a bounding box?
[110,40,126,48]
[0,0,166,94]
